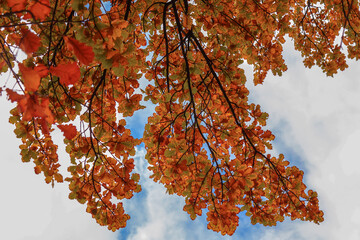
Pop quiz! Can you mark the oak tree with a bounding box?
[2,0,356,235]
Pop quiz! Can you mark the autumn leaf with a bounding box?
[6,88,25,103]
[14,28,41,55]
[34,64,49,77]
[112,20,129,38]
[18,63,41,92]
[114,19,129,29]
[23,98,52,123]
[20,28,41,55]
[0,60,5,68]
[106,51,128,67]
[0,60,7,72]
[64,36,95,65]
[6,89,54,124]
[6,0,27,11]
[37,97,54,124]
[34,165,42,174]
[49,62,81,86]
[58,124,77,140]
[29,0,51,21]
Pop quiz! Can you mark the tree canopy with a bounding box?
[2,0,358,235]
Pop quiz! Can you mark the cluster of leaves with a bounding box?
[1,0,359,235]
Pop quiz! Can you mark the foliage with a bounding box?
[2,0,358,235]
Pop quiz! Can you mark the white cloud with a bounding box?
[122,149,208,240]
[126,179,187,240]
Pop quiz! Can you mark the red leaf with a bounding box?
[29,0,51,21]
[6,88,25,103]
[37,97,54,124]
[49,62,81,86]
[17,28,41,55]
[6,0,27,11]
[21,96,51,122]
[34,63,49,77]
[58,124,77,140]
[19,63,41,92]
[64,36,95,65]
[38,118,50,135]
[6,89,54,124]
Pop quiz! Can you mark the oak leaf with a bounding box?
[14,28,41,56]
[6,89,54,124]
[49,62,81,86]
[37,97,54,124]
[6,0,27,11]
[29,0,51,21]
[64,36,95,65]
[58,124,77,140]
[18,63,40,92]
[106,51,128,67]
[34,64,49,77]
[6,88,25,103]
[20,28,41,55]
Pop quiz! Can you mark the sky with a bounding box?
[1,40,360,239]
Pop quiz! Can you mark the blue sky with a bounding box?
[2,39,360,239]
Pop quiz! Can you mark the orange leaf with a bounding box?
[6,88,25,103]
[106,51,128,67]
[17,28,41,55]
[116,19,129,29]
[19,63,41,92]
[54,173,64,182]
[49,62,81,86]
[38,118,50,135]
[64,36,95,65]
[21,96,52,122]
[38,97,54,124]
[29,0,51,21]
[34,63,49,77]
[58,124,77,140]
[34,165,42,174]
[6,0,27,11]
[6,89,54,124]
